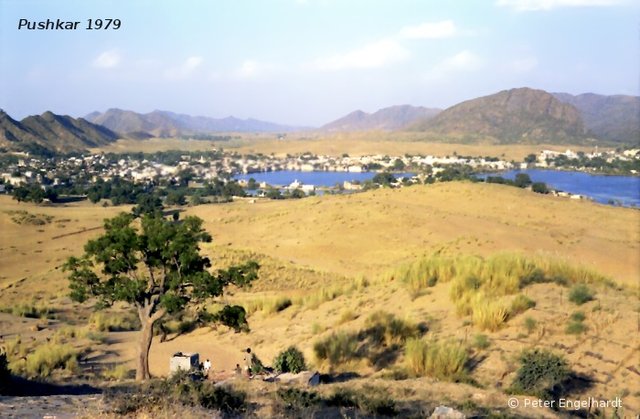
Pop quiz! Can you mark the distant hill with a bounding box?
[552,92,640,144]
[86,109,306,136]
[0,110,118,154]
[410,87,590,144]
[322,105,441,132]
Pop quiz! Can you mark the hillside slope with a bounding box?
[553,92,640,144]
[322,105,440,131]
[86,109,306,136]
[0,110,119,154]
[410,87,590,144]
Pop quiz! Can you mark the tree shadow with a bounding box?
[1,375,101,397]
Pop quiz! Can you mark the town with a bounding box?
[0,146,638,203]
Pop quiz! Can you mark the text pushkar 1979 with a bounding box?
[18,18,122,31]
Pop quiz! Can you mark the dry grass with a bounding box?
[404,338,468,380]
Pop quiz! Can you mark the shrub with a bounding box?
[523,316,537,335]
[364,311,419,346]
[566,321,588,335]
[107,374,246,414]
[404,338,468,381]
[273,346,307,374]
[327,387,396,416]
[509,349,569,398]
[89,311,139,331]
[102,364,131,381]
[568,284,594,305]
[471,298,509,332]
[22,342,79,378]
[276,387,320,410]
[313,332,358,367]
[472,334,490,350]
[570,311,586,322]
[510,294,536,317]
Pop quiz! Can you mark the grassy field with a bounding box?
[1,180,638,416]
[93,131,603,161]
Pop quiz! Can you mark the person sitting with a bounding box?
[203,358,211,376]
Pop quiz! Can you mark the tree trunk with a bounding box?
[136,317,154,381]
[136,303,166,381]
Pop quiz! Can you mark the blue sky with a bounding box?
[1,0,638,126]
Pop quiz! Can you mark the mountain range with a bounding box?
[408,87,589,144]
[85,109,305,137]
[0,111,118,154]
[551,92,640,144]
[1,87,638,154]
[321,105,441,131]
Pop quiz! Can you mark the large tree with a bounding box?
[64,212,259,380]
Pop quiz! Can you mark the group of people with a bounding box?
[198,347,257,379]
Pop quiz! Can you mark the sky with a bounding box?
[1,0,638,126]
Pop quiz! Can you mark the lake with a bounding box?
[234,170,414,187]
[483,169,640,207]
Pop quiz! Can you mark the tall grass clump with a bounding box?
[313,332,358,367]
[89,311,139,331]
[404,338,468,381]
[509,294,536,317]
[470,296,510,332]
[301,286,344,309]
[363,311,419,346]
[20,342,79,378]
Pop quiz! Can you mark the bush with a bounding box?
[404,338,468,381]
[89,311,139,331]
[21,342,78,378]
[276,387,320,410]
[532,182,549,194]
[313,332,358,367]
[107,373,246,414]
[273,346,307,374]
[364,311,419,346]
[102,364,131,381]
[471,297,509,332]
[566,321,588,335]
[510,294,536,317]
[568,284,594,305]
[570,311,586,322]
[472,334,490,350]
[327,387,396,416]
[523,316,537,335]
[509,349,569,398]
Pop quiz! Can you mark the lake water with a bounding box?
[484,169,640,207]
[234,170,414,187]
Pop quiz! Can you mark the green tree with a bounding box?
[514,173,532,188]
[531,182,549,194]
[524,154,537,164]
[133,193,164,217]
[64,213,259,381]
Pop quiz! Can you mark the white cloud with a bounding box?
[398,20,457,39]
[233,60,279,79]
[164,56,203,79]
[496,0,622,11]
[312,39,410,71]
[93,50,121,69]
[425,50,483,80]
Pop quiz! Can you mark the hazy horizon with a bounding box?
[1,0,638,126]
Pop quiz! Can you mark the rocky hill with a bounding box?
[553,92,640,144]
[0,110,118,154]
[410,87,590,144]
[86,109,305,136]
[322,105,440,131]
